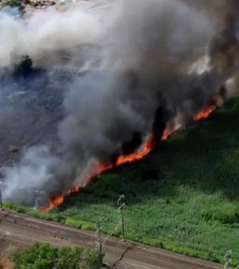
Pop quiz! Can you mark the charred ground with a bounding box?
[0,68,70,168]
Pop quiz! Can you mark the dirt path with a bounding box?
[0,210,223,269]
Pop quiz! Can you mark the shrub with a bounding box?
[2,0,25,15]
[65,218,95,231]
[12,243,103,269]
[202,203,239,224]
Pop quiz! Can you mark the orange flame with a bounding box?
[193,105,216,121]
[41,194,64,212]
[161,124,181,141]
[116,135,154,165]
[42,105,216,212]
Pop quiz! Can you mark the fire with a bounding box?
[42,105,216,212]
[193,105,216,121]
[41,194,64,212]
[116,135,154,165]
[116,125,181,166]
[161,124,181,141]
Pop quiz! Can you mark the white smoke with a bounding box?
[0,5,103,68]
[2,146,59,204]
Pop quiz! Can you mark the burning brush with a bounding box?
[42,101,219,212]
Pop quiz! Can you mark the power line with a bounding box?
[0,188,3,210]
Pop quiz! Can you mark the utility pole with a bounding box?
[0,188,3,210]
[96,219,103,254]
[224,250,232,269]
[117,195,126,241]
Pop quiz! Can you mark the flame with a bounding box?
[42,105,216,212]
[193,105,216,121]
[41,194,64,212]
[161,124,182,141]
[116,135,154,165]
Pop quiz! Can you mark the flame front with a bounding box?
[42,105,216,212]
[41,194,64,212]
[193,105,216,121]
[116,135,154,165]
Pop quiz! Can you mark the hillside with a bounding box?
[46,96,239,265]
[2,0,239,267]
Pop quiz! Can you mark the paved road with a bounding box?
[0,210,223,269]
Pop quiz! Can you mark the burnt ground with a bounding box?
[0,68,69,168]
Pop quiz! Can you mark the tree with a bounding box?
[2,0,25,17]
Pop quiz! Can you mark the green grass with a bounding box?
[6,97,239,266]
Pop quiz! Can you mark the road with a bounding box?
[0,210,223,269]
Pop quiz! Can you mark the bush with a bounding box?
[2,0,25,15]
[3,0,22,8]
[202,203,239,224]
[65,218,95,231]
[12,243,103,269]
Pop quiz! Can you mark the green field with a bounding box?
[6,97,239,266]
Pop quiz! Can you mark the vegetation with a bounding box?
[11,243,103,269]
[4,203,96,230]
[2,0,25,14]
[6,96,239,266]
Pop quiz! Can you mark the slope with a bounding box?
[47,96,239,265]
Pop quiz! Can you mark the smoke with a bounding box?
[209,0,239,81]
[2,0,236,205]
[105,0,213,71]
[0,5,102,69]
[56,0,216,186]
[2,146,60,205]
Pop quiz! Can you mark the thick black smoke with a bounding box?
[2,0,235,206]
[209,0,239,99]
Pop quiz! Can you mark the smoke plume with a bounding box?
[1,0,238,206]
[0,5,102,68]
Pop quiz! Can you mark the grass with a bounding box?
[6,96,239,266]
